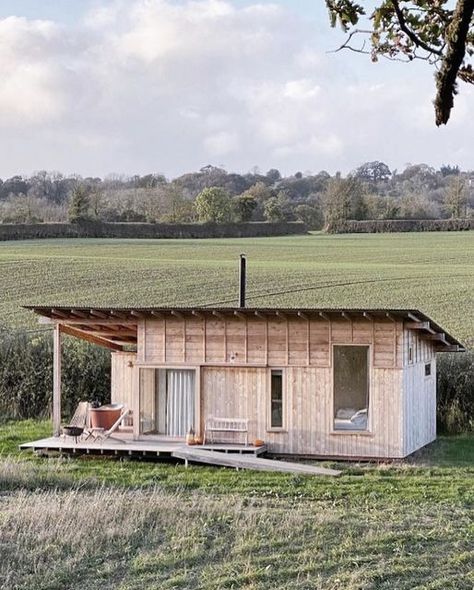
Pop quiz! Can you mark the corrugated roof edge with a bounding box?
[22,305,466,351]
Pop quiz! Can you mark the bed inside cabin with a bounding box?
[333,345,369,431]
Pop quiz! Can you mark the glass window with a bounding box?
[333,346,369,431]
[425,363,431,377]
[270,370,283,429]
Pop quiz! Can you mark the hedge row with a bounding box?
[0,331,472,434]
[0,221,307,241]
[326,218,474,234]
[0,331,110,422]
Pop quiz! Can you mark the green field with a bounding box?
[1,233,473,589]
[1,421,473,590]
[1,232,473,344]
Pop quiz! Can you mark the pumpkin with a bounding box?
[193,435,203,445]
[254,439,265,447]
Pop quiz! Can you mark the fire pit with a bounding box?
[62,426,84,442]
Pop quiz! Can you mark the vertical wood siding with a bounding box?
[201,365,404,458]
[402,329,437,455]
[130,316,436,458]
[111,352,137,410]
[141,317,403,369]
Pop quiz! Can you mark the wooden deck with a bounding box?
[19,436,340,476]
[19,435,266,458]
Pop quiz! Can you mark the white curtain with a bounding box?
[166,370,195,437]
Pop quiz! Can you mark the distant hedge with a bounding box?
[0,221,307,241]
[326,218,474,234]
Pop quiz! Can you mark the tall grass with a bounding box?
[1,485,472,590]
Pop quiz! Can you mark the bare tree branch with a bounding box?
[390,0,444,57]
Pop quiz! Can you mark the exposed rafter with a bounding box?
[60,325,125,351]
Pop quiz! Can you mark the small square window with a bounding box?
[425,363,431,377]
[408,346,413,364]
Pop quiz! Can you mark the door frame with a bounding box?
[133,365,201,440]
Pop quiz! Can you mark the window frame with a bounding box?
[408,345,414,365]
[331,344,372,435]
[267,368,286,432]
[424,362,432,378]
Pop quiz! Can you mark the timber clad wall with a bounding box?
[201,365,403,457]
[402,329,436,455]
[111,352,136,409]
[138,317,404,369]
[120,316,410,457]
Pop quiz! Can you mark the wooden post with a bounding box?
[53,324,62,437]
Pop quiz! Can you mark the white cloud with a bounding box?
[0,17,68,125]
[204,130,239,155]
[0,0,471,178]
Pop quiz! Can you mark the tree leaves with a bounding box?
[326,0,474,124]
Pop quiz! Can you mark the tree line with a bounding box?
[0,162,472,228]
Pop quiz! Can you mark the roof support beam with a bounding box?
[110,310,130,320]
[439,345,464,352]
[319,312,330,321]
[424,333,449,346]
[234,311,246,320]
[407,313,421,323]
[171,310,184,320]
[90,310,109,319]
[131,310,146,319]
[52,318,137,325]
[405,321,432,331]
[59,324,124,351]
[70,310,90,319]
[88,330,137,337]
[51,309,70,319]
[297,312,308,321]
[53,325,62,437]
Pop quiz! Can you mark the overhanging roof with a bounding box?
[23,306,466,352]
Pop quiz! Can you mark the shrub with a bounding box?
[0,331,110,421]
[0,221,307,241]
[437,351,474,434]
[326,218,474,234]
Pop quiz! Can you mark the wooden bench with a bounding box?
[204,417,249,446]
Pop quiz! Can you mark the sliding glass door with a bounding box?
[139,368,195,437]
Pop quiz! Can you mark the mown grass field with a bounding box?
[0,421,473,590]
[0,231,473,344]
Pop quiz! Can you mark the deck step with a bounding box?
[172,448,341,476]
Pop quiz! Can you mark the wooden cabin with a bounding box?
[26,306,465,459]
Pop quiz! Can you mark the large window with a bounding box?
[333,346,369,432]
[269,370,284,429]
[139,368,195,437]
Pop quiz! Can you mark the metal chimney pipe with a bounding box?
[239,254,246,308]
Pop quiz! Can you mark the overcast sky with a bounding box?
[0,0,472,179]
